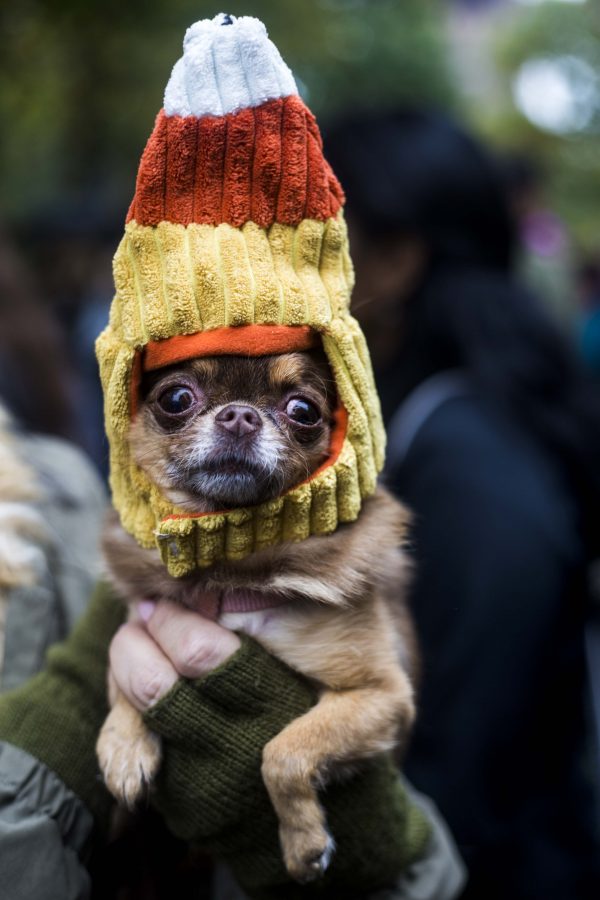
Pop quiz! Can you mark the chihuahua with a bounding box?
[97,349,416,883]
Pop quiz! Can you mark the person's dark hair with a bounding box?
[324,109,600,556]
[325,109,516,271]
[0,231,75,440]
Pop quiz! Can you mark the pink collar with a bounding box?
[194,588,289,621]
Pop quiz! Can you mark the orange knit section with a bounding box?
[143,325,319,370]
[130,325,320,415]
[126,96,344,228]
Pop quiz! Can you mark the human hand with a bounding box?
[109,598,242,711]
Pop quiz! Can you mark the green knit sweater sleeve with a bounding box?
[0,581,125,826]
[144,635,431,900]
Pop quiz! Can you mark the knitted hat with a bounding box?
[96,14,385,577]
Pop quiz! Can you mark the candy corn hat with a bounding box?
[96,13,385,576]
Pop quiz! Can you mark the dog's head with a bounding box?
[130,351,336,513]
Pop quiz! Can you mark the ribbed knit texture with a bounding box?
[0,582,125,827]
[127,97,344,228]
[144,634,431,899]
[96,14,386,574]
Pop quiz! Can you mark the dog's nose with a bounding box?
[215,404,262,437]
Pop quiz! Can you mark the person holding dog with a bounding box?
[0,15,465,900]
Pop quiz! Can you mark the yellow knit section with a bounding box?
[97,213,385,575]
[111,217,351,346]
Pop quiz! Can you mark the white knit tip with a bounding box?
[164,13,298,118]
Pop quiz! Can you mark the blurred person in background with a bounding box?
[576,259,600,379]
[325,109,600,900]
[0,229,106,688]
[0,230,77,442]
[501,152,576,333]
[21,214,117,472]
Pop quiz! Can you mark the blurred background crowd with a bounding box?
[1,1,600,898]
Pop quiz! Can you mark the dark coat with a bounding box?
[386,376,600,900]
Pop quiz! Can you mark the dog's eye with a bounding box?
[157,385,196,416]
[285,397,321,427]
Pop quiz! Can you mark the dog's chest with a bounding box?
[219,607,287,639]
[183,584,298,642]
[180,581,382,687]
[219,602,324,679]
[219,602,336,686]
[183,584,337,681]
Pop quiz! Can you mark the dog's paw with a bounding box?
[281,824,336,883]
[96,722,161,807]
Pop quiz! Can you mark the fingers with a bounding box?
[110,622,179,712]
[144,600,242,679]
[109,600,242,712]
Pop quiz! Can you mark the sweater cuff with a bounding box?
[144,632,317,734]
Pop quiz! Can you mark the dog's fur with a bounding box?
[97,351,416,883]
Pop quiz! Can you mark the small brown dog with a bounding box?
[97,349,416,883]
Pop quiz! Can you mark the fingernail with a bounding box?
[138,600,156,622]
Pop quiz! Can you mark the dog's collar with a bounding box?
[191,587,290,621]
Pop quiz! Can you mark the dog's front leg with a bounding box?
[96,667,162,807]
[261,670,415,883]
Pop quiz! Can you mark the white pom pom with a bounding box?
[164,14,298,118]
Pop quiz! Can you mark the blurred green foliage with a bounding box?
[483,2,600,250]
[0,0,454,225]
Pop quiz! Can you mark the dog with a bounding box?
[97,348,417,883]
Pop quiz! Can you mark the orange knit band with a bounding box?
[144,324,319,370]
[126,96,344,229]
[130,324,322,415]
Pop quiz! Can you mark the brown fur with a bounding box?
[97,353,416,884]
